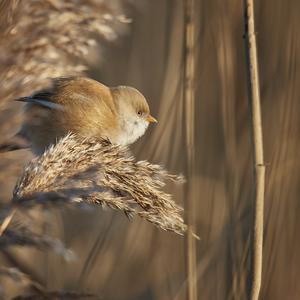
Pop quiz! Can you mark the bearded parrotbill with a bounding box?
[17,77,157,155]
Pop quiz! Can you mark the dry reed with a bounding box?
[0,264,99,299]
[244,1,266,299]
[0,266,44,299]
[0,224,74,260]
[183,0,198,299]
[12,134,187,235]
[12,291,99,300]
[0,0,128,105]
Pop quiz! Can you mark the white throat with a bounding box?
[114,114,149,145]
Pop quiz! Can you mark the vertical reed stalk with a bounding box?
[0,208,16,236]
[183,0,197,299]
[244,1,266,300]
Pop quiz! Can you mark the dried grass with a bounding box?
[0,267,43,290]
[0,265,99,299]
[12,291,99,300]
[0,0,129,104]
[0,224,74,261]
[13,134,187,235]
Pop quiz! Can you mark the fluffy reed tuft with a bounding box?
[0,0,128,104]
[13,134,187,235]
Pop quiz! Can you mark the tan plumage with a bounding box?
[18,77,157,155]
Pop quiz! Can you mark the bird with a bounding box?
[15,76,157,155]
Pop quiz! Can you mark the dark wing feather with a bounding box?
[14,77,74,110]
[15,96,64,110]
[15,77,94,110]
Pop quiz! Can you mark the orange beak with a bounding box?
[146,115,158,123]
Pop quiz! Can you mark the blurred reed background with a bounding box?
[0,0,299,299]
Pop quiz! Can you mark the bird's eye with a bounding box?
[137,111,142,116]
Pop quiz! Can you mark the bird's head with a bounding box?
[111,86,157,145]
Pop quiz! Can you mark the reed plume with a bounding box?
[0,0,128,104]
[12,134,187,235]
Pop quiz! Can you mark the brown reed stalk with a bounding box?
[244,1,266,300]
[0,208,16,235]
[183,0,197,299]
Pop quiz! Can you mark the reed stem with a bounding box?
[244,1,266,299]
[183,0,197,299]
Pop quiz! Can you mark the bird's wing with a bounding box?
[15,96,64,110]
[15,76,112,112]
[15,77,83,110]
